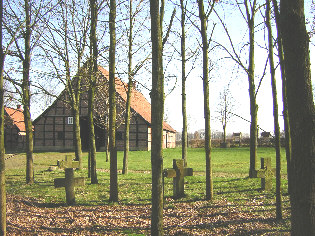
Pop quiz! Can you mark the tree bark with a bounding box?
[180,0,187,164]
[0,0,6,233]
[280,0,315,234]
[150,0,164,234]
[266,0,282,220]
[24,0,34,184]
[122,0,133,175]
[73,106,82,170]
[197,0,213,200]
[109,0,118,202]
[245,0,258,178]
[272,0,292,195]
[89,0,98,184]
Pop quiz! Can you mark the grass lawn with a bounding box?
[5,147,291,235]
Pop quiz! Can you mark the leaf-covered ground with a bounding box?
[7,194,290,235]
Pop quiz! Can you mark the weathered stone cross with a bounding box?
[163,159,193,199]
[57,155,80,169]
[54,168,85,205]
[255,157,276,191]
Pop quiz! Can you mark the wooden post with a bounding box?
[256,157,275,191]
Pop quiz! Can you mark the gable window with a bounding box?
[68,117,73,125]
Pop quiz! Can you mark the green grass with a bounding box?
[5,147,289,206]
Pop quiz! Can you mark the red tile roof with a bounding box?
[4,106,26,132]
[98,66,176,133]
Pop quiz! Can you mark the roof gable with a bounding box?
[98,66,175,133]
[4,106,26,132]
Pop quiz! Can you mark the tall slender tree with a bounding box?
[5,0,55,184]
[122,0,134,175]
[23,0,34,184]
[265,0,282,220]
[150,0,164,233]
[280,0,315,234]
[0,0,5,233]
[272,0,292,194]
[40,0,89,170]
[244,0,258,178]
[197,0,216,200]
[89,0,98,184]
[109,0,118,202]
[180,0,187,164]
[215,0,259,177]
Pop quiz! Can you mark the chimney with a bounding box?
[17,105,22,111]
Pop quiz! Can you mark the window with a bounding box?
[116,131,123,140]
[57,132,65,140]
[68,117,73,125]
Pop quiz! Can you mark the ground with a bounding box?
[5,148,291,235]
[7,194,290,235]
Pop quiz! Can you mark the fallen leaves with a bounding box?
[6,195,290,235]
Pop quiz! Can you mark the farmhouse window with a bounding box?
[116,131,123,140]
[68,117,73,125]
[57,131,65,140]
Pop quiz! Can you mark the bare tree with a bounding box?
[180,0,188,164]
[197,0,217,200]
[109,0,118,201]
[216,84,235,147]
[265,0,282,220]
[271,0,292,195]
[4,0,56,184]
[39,0,90,170]
[214,0,261,178]
[150,0,164,233]
[122,0,148,174]
[0,0,5,233]
[89,0,98,184]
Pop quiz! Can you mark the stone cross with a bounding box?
[255,157,275,191]
[57,155,80,169]
[54,168,85,205]
[163,159,193,199]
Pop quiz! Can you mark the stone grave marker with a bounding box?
[163,159,193,199]
[255,157,275,191]
[57,155,79,169]
[54,168,85,205]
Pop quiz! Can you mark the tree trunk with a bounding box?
[0,0,6,233]
[105,121,109,162]
[150,0,164,234]
[272,0,292,195]
[180,0,187,164]
[122,0,133,175]
[73,106,82,170]
[88,84,97,183]
[266,0,282,220]
[280,0,315,234]
[109,0,118,202]
[24,0,34,184]
[197,0,213,200]
[89,0,98,184]
[247,0,258,178]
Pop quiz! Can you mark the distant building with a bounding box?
[4,105,26,151]
[33,66,176,152]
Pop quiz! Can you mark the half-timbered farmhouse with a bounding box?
[33,66,176,152]
[4,105,26,151]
